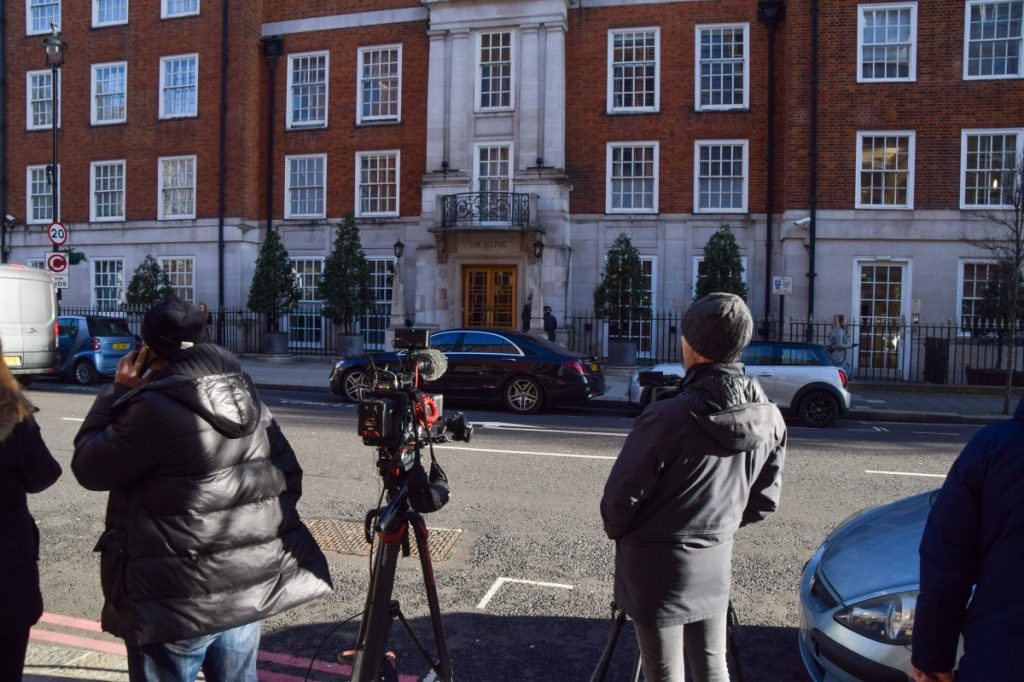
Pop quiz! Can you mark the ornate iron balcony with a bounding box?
[440,192,531,228]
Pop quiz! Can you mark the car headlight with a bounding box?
[834,590,918,645]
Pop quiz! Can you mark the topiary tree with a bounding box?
[247,228,300,332]
[695,225,748,300]
[593,233,651,340]
[124,254,172,310]
[320,213,373,334]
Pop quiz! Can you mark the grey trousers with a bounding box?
[634,611,730,682]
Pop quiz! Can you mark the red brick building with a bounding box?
[2,1,1022,373]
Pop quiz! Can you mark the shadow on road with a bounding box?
[261,614,798,681]
[733,624,805,681]
[262,612,643,681]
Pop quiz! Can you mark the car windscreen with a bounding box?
[87,317,132,337]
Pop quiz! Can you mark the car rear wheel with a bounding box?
[503,376,544,414]
[798,390,839,428]
[16,375,34,388]
[339,368,373,402]
[73,359,99,386]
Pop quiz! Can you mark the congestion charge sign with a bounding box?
[48,221,68,247]
[46,251,68,274]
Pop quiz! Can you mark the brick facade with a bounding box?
[2,0,1022,367]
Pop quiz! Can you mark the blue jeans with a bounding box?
[125,621,260,682]
[634,612,730,682]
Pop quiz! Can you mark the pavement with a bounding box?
[22,354,1022,680]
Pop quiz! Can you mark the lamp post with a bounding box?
[42,24,66,254]
[388,240,407,337]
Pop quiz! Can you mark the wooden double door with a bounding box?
[462,265,517,329]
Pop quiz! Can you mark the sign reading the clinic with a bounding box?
[465,239,510,252]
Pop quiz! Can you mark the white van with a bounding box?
[0,264,58,383]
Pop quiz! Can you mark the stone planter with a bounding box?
[607,338,638,367]
[964,367,1024,387]
[260,331,289,355]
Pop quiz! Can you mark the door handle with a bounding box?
[26,328,38,333]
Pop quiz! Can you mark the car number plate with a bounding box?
[3,356,22,367]
[112,343,129,350]
[589,363,599,372]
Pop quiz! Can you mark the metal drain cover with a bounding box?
[307,518,462,561]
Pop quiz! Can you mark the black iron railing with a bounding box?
[565,313,1024,386]
[440,192,531,228]
[57,303,394,358]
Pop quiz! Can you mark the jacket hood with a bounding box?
[685,363,778,454]
[123,344,260,438]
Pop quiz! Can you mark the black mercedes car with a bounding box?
[329,328,606,414]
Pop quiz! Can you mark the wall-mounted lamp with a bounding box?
[532,235,545,259]
[393,239,405,259]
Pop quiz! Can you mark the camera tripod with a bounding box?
[348,483,454,682]
[590,604,642,682]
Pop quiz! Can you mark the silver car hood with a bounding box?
[818,490,935,601]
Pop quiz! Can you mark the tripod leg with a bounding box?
[589,610,628,682]
[630,646,643,682]
[410,514,453,681]
[352,526,405,682]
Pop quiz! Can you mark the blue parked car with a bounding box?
[57,315,136,384]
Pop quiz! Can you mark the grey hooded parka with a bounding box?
[600,363,786,627]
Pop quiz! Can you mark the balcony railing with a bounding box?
[440,192,531,228]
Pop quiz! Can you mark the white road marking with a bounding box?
[863,399,887,404]
[474,421,628,438]
[476,577,574,610]
[913,431,960,437]
[277,399,347,408]
[435,445,617,461]
[865,469,946,479]
[874,425,889,432]
[60,417,85,422]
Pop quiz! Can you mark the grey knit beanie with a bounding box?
[681,293,753,363]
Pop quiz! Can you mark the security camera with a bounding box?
[794,217,812,227]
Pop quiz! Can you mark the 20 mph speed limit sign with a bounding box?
[48,221,67,247]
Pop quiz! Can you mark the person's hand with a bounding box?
[114,350,145,389]
[911,666,954,682]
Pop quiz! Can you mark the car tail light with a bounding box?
[562,359,585,375]
[838,368,848,388]
[89,337,102,351]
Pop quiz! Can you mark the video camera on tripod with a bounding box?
[347,327,466,682]
[356,327,472,513]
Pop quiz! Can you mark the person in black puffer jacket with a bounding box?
[601,293,786,682]
[72,296,333,682]
[0,340,62,682]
